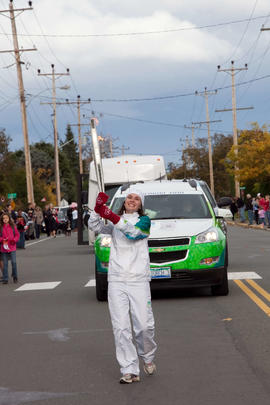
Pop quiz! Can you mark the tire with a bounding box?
[211,267,229,296]
[211,245,229,296]
[95,261,108,302]
[224,242,229,267]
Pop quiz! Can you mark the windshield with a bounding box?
[105,185,121,204]
[111,194,212,219]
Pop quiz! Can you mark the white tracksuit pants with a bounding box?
[108,281,157,376]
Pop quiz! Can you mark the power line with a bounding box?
[0,1,36,204]
[93,109,233,134]
[32,9,80,97]
[0,14,268,38]
[86,74,270,102]
[222,0,259,65]
[38,64,70,205]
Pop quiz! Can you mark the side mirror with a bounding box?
[217,196,232,208]
[121,183,131,192]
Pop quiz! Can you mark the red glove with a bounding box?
[99,205,120,225]
[94,192,109,213]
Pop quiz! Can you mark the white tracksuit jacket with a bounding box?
[88,211,157,375]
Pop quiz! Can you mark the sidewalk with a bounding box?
[227,218,270,231]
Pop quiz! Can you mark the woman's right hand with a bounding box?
[94,192,109,213]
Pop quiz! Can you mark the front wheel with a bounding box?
[211,267,229,296]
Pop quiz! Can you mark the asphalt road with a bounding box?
[0,227,270,405]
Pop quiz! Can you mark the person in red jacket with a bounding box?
[0,213,20,284]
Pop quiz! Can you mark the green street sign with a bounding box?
[8,193,17,199]
[239,187,246,190]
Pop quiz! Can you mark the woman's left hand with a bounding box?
[99,206,120,225]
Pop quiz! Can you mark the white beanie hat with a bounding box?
[122,187,144,207]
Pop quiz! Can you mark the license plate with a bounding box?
[151,267,171,279]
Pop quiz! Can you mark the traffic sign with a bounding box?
[239,187,246,190]
[8,193,17,199]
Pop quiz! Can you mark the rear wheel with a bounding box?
[95,261,108,301]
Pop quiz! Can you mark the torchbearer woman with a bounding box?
[88,188,157,384]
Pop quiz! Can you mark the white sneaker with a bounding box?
[143,362,156,375]
[119,374,140,384]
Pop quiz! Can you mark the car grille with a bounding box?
[148,238,190,247]
[171,270,193,280]
[149,250,187,264]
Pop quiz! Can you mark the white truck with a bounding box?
[88,154,166,209]
[87,154,167,243]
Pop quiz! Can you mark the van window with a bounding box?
[111,194,211,219]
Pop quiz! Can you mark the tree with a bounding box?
[168,133,233,197]
[60,125,79,173]
[225,122,270,195]
[0,128,12,193]
[59,125,79,201]
[212,133,233,198]
[13,142,56,207]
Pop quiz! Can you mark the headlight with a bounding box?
[195,227,219,244]
[100,235,112,247]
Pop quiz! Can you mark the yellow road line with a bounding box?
[234,280,270,317]
[246,279,270,302]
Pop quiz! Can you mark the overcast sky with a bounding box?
[0,0,270,166]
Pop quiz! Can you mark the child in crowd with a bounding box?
[258,207,266,228]
[0,213,20,284]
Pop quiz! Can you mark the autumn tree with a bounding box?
[225,122,270,195]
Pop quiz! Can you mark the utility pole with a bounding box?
[121,145,130,155]
[83,112,120,159]
[217,61,249,198]
[64,96,91,174]
[194,88,221,196]
[0,1,37,204]
[106,134,119,157]
[184,124,201,147]
[38,65,70,206]
[108,135,113,157]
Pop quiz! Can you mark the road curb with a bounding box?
[227,220,270,231]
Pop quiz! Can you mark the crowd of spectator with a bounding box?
[0,202,78,249]
[230,193,270,228]
[0,201,78,283]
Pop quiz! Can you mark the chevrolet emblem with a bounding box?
[153,248,165,252]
